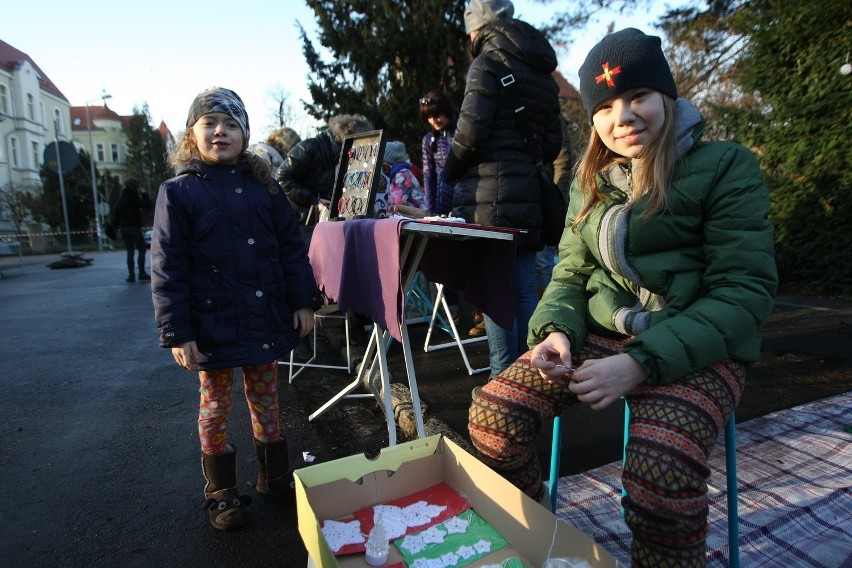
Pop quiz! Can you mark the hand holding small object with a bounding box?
[532,356,577,385]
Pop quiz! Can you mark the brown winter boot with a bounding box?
[254,439,295,504]
[201,446,251,530]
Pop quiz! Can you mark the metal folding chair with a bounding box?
[282,304,352,383]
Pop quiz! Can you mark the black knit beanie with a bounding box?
[578,28,677,119]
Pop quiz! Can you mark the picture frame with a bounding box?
[329,129,388,221]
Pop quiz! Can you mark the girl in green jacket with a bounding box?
[469,28,777,566]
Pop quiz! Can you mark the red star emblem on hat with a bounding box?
[595,62,622,88]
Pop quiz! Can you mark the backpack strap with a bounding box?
[491,58,546,167]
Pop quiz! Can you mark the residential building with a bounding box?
[69,107,175,198]
[0,38,71,234]
[552,69,581,102]
[70,103,130,188]
[1,38,175,250]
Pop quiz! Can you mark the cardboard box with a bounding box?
[294,434,617,567]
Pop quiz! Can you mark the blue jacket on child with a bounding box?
[151,160,319,370]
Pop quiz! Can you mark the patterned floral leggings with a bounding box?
[468,334,744,567]
[197,362,281,455]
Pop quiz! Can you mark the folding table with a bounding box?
[306,218,519,445]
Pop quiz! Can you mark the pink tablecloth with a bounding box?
[308,218,517,342]
[309,218,405,340]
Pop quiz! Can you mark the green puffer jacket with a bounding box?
[528,121,778,385]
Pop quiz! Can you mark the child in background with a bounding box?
[418,91,471,329]
[384,140,426,210]
[419,90,457,216]
[469,29,777,565]
[150,87,319,530]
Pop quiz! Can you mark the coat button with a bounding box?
[256,290,263,297]
[205,299,213,306]
[247,238,255,245]
[262,344,270,350]
[235,187,243,193]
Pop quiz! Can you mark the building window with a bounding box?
[73,117,81,126]
[96,143,105,162]
[54,109,63,133]
[110,143,119,162]
[11,137,19,167]
[0,85,7,114]
[27,94,35,120]
[31,141,39,168]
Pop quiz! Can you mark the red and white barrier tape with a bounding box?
[2,227,153,239]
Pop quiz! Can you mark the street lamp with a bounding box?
[85,91,111,251]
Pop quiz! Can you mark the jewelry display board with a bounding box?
[329,129,389,220]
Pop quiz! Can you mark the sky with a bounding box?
[6,0,663,145]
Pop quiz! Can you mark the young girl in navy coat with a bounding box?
[151,87,318,530]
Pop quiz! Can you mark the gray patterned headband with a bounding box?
[186,86,250,146]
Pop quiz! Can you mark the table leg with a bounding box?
[375,328,396,446]
[307,323,400,446]
[398,321,426,438]
[423,283,489,375]
[307,323,377,423]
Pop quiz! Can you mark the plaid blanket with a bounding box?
[552,392,852,567]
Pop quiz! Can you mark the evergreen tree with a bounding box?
[125,104,173,201]
[299,0,469,162]
[726,0,852,294]
[37,151,95,233]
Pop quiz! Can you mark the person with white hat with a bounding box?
[444,0,563,378]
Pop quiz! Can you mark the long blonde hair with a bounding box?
[573,95,677,229]
[169,129,279,195]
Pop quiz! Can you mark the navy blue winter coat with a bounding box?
[151,160,320,370]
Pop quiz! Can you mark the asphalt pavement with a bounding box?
[1,250,850,567]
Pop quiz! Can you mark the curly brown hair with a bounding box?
[266,127,302,156]
[327,114,374,143]
[169,129,278,195]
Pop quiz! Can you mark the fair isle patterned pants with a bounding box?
[197,362,281,455]
[469,334,744,567]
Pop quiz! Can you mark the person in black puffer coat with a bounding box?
[111,178,152,282]
[444,0,562,378]
[275,114,373,225]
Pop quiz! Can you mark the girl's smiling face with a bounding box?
[192,112,244,165]
[427,114,449,131]
[592,88,666,159]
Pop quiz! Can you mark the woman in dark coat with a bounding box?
[443,0,562,377]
